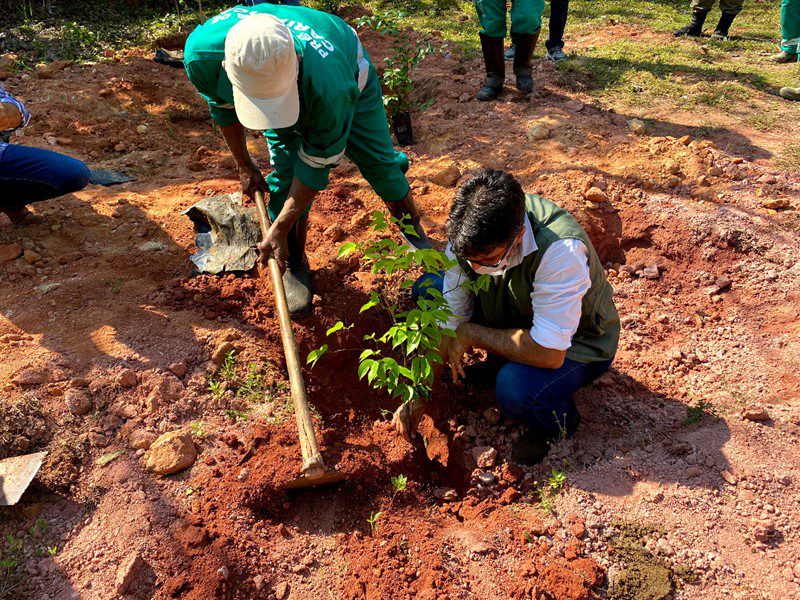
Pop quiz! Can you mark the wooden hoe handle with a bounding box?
[253,191,325,480]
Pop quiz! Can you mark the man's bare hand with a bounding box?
[442,327,469,382]
[392,398,425,442]
[258,223,289,272]
[240,166,268,202]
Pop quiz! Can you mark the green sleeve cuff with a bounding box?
[293,157,331,192]
[209,106,238,127]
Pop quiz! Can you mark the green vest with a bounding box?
[457,194,620,363]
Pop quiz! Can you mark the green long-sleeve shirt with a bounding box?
[184,5,371,190]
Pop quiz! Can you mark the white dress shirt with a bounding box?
[442,215,591,351]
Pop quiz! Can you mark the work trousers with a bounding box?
[690,0,743,16]
[547,0,569,50]
[0,144,90,210]
[263,65,410,222]
[476,0,545,37]
[781,0,800,54]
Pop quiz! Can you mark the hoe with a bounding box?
[253,191,346,490]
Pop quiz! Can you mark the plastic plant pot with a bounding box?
[391,111,414,145]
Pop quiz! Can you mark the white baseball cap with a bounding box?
[224,13,299,130]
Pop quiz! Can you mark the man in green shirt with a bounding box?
[184,5,431,315]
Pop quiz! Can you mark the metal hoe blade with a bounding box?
[0,452,47,506]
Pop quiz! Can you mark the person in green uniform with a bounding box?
[673,0,743,39]
[184,5,432,315]
[773,0,800,63]
[474,0,545,100]
[393,170,619,465]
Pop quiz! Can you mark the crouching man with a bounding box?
[394,169,620,465]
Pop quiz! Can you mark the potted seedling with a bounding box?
[357,11,435,145]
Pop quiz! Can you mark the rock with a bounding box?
[23,249,41,264]
[477,471,496,485]
[12,367,48,386]
[433,486,458,501]
[564,99,584,112]
[483,407,501,425]
[169,361,187,377]
[428,163,461,187]
[0,243,23,266]
[472,445,497,468]
[500,461,523,484]
[640,265,660,280]
[145,430,197,475]
[129,430,157,450]
[323,224,345,242]
[571,521,586,538]
[526,123,551,141]
[762,198,791,210]
[136,124,148,134]
[752,523,778,544]
[274,581,290,600]
[627,118,647,134]
[211,341,238,365]
[117,369,137,388]
[114,142,126,153]
[138,241,164,252]
[116,553,145,595]
[721,469,737,485]
[584,187,609,203]
[499,487,521,504]
[64,388,92,416]
[253,575,265,591]
[741,406,769,422]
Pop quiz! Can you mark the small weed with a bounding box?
[219,350,237,381]
[682,399,718,426]
[223,408,249,421]
[46,545,57,556]
[29,519,48,537]
[367,511,382,536]
[548,469,567,492]
[207,378,225,399]
[389,474,408,508]
[237,363,266,402]
[189,421,205,439]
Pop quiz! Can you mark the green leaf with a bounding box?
[337,242,358,258]
[96,449,124,466]
[306,345,328,368]
[358,359,374,380]
[326,321,346,336]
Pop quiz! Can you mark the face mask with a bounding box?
[468,240,523,277]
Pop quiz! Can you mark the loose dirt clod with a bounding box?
[145,430,197,475]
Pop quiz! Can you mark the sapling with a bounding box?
[310,211,489,411]
[389,474,408,507]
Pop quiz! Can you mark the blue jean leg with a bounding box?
[412,271,444,303]
[0,144,90,210]
[495,357,612,439]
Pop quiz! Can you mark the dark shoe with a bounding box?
[673,9,709,37]
[512,429,551,466]
[512,30,540,92]
[283,261,312,316]
[711,11,736,39]
[546,46,567,62]
[771,50,797,63]
[477,33,505,101]
[284,215,312,316]
[504,44,516,61]
[780,86,800,101]
[153,48,185,69]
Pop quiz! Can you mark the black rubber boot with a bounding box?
[476,33,505,101]
[711,12,737,39]
[283,215,312,317]
[673,8,709,37]
[512,30,539,92]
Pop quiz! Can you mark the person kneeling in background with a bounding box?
[394,170,620,465]
[0,84,90,226]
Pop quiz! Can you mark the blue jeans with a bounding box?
[413,272,612,439]
[0,144,90,210]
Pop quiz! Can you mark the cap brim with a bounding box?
[233,84,299,131]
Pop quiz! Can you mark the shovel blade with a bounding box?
[284,469,347,490]
[0,451,47,506]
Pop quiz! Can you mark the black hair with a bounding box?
[447,169,525,257]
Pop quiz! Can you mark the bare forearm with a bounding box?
[458,323,566,369]
[272,177,316,231]
[0,103,23,130]
[220,122,256,171]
